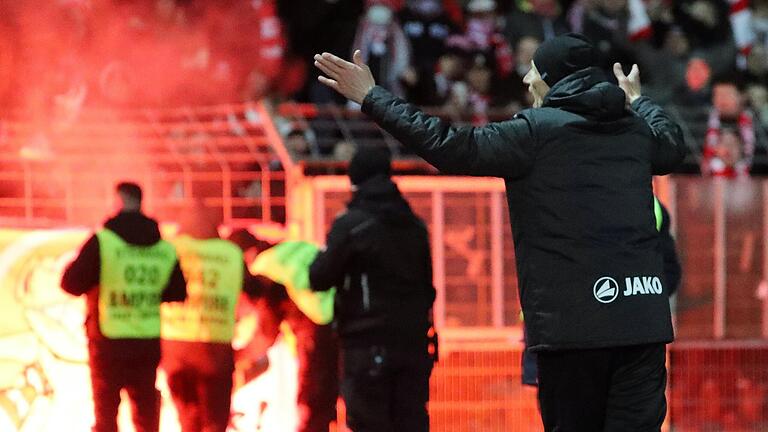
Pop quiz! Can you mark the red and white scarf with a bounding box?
[703,109,755,177]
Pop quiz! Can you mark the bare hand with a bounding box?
[613,62,641,105]
[314,50,376,105]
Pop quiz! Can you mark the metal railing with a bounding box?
[671,176,768,340]
[306,175,520,329]
[0,102,293,228]
[307,174,768,341]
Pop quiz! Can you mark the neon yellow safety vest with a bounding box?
[97,229,177,339]
[653,196,663,232]
[161,236,244,343]
[250,241,335,325]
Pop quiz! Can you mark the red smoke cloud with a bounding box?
[0,0,285,113]
[0,1,288,226]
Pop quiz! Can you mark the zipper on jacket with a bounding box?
[343,275,351,291]
[361,273,370,311]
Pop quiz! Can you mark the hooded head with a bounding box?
[349,145,392,186]
[532,33,597,88]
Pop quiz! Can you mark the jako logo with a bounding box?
[594,276,664,304]
[593,277,619,303]
[623,276,663,296]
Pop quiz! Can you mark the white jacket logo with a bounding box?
[594,276,664,303]
[623,276,663,296]
[593,277,619,303]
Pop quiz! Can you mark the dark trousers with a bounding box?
[521,328,539,387]
[88,340,161,432]
[341,345,433,432]
[162,341,234,432]
[536,343,667,432]
[292,321,340,432]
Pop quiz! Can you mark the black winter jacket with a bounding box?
[659,203,682,295]
[361,67,686,351]
[309,176,436,349]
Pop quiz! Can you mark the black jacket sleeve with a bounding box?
[631,96,687,175]
[659,205,682,295]
[161,262,187,302]
[361,86,536,178]
[309,212,361,292]
[61,234,100,296]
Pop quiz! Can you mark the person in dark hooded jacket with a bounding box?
[313,33,686,431]
[309,145,436,432]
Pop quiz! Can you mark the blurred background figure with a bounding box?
[160,201,262,432]
[353,0,412,98]
[399,0,460,76]
[451,0,513,84]
[231,236,339,432]
[505,0,569,46]
[398,0,461,105]
[702,82,755,177]
[310,146,437,432]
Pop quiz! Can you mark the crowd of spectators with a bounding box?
[1,0,767,175]
[276,0,768,176]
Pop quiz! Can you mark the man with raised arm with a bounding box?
[314,33,686,431]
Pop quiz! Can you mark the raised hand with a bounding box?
[613,62,642,105]
[314,50,376,105]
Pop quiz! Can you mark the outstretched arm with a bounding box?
[314,51,536,178]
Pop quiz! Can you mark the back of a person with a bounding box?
[518,85,659,257]
[161,234,243,432]
[337,207,434,346]
[309,146,436,432]
[162,235,244,355]
[310,31,686,432]
[507,68,672,351]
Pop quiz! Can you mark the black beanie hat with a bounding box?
[532,33,597,87]
[349,145,392,185]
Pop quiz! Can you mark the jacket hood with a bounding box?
[542,67,627,121]
[104,211,161,246]
[349,175,418,226]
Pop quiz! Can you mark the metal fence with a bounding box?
[310,175,768,430]
[0,103,292,228]
[304,176,519,330]
[671,176,767,340]
[3,100,768,429]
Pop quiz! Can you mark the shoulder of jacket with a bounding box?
[331,208,370,228]
[513,108,534,121]
[513,107,559,128]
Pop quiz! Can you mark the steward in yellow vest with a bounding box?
[61,182,187,432]
[161,235,244,344]
[160,206,261,432]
